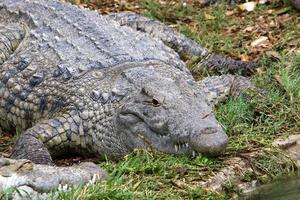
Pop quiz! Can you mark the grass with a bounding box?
[55,150,226,199]
[217,54,300,156]
[2,0,300,199]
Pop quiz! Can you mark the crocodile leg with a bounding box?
[0,24,26,65]
[197,75,256,106]
[1,111,108,196]
[0,158,108,197]
[106,12,257,75]
[10,111,93,165]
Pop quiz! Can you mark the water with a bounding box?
[240,175,300,200]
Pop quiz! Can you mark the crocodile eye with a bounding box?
[152,98,160,107]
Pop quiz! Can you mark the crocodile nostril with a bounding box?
[190,127,228,156]
[201,127,218,134]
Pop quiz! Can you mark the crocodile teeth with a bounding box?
[185,143,189,148]
[175,145,178,152]
[192,151,196,157]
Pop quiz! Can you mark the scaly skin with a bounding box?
[107,12,257,75]
[0,0,256,196]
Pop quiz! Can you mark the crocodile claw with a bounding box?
[0,158,108,199]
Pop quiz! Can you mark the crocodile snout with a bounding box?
[190,126,228,156]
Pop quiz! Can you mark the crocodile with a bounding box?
[0,0,257,197]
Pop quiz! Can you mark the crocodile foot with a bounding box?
[0,158,108,199]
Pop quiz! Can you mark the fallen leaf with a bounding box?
[239,54,250,61]
[256,67,265,75]
[244,26,255,32]
[269,20,277,28]
[274,74,284,86]
[251,36,269,47]
[238,2,257,12]
[258,0,268,4]
[176,167,188,176]
[133,181,142,190]
[73,0,80,5]
[225,10,235,16]
[171,180,188,189]
[265,51,281,61]
[204,13,216,20]
[287,39,299,47]
[124,3,136,10]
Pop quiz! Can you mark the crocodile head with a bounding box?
[114,65,228,157]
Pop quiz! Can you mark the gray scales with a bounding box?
[0,0,257,197]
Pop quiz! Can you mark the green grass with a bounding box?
[56,150,226,199]
[3,0,300,199]
[216,54,300,155]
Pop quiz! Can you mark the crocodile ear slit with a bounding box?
[141,87,147,94]
[141,87,152,97]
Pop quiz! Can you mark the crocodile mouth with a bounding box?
[135,129,194,156]
[165,141,199,156]
[131,120,196,155]
[118,112,227,156]
[147,117,227,156]
[136,121,227,157]
[118,112,194,154]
